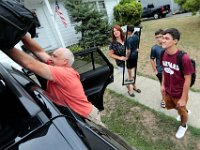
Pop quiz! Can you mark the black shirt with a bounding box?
[109,41,125,67]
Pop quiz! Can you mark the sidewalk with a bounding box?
[107,69,200,128]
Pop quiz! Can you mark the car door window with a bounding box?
[73,50,107,74]
[72,48,113,110]
[0,76,30,149]
[0,73,44,150]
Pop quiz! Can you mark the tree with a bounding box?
[63,0,110,48]
[175,0,200,14]
[113,0,142,26]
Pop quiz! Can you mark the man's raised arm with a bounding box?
[5,47,53,81]
[21,34,51,63]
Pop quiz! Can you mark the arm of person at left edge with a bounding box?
[5,47,53,81]
[176,74,191,108]
[21,34,51,63]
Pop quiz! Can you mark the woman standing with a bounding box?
[108,25,134,97]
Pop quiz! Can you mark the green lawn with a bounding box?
[101,15,200,150]
[102,90,200,150]
[138,15,200,91]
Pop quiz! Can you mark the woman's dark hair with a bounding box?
[155,29,163,36]
[112,25,125,42]
[162,28,180,41]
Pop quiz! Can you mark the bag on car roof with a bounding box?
[0,0,35,50]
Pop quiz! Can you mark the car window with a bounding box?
[0,75,43,149]
[73,50,107,74]
[0,76,29,148]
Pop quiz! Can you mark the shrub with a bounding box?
[113,0,142,26]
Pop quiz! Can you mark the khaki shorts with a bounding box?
[87,106,105,127]
[163,93,188,120]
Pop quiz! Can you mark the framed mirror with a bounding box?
[121,25,142,86]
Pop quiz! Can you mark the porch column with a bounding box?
[170,0,174,14]
[44,0,65,47]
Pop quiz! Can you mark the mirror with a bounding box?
[121,25,142,86]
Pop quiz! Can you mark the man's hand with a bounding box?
[176,98,186,109]
[21,34,51,63]
[6,47,53,81]
[176,74,191,109]
[161,84,165,95]
[154,70,158,75]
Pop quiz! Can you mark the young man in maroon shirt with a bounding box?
[161,28,194,139]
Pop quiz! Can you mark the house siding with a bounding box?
[24,1,81,51]
[0,1,80,68]
[104,0,119,23]
[0,44,23,70]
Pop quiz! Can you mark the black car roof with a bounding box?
[0,62,41,118]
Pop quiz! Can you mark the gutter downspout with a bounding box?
[44,0,65,47]
[170,0,174,14]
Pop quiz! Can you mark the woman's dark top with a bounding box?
[109,41,125,67]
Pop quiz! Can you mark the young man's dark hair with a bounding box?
[162,28,180,41]
[155,29,163,36]
[127,25,134,33]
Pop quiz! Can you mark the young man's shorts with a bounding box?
[126,58,137,69]
[163,93,188,120]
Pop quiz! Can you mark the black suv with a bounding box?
[0,47,136,150]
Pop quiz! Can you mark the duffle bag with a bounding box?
[0,0,35,50]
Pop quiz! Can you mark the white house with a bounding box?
[21,0,121,51]
[0,0,181,67]
[0,0,120,67]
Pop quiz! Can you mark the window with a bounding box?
[98,1,107,17]
[68,1,108,24]
[73,50,107,74]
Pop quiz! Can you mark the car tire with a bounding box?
[154,13,159,19]
[161,14,166,18]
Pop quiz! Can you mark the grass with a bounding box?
[101,15,200,91]
[102,89,200,150]
[99,15,200,150]
[138,15,200,91]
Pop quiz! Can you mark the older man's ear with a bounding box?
[63,58,69,65]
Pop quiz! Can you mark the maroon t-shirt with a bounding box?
[161,50,194,98]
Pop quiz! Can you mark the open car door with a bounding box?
[22,47,113,111]
[73,47,113,111]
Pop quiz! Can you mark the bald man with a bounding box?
[5,34,105,127]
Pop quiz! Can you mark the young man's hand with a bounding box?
[154,70,158,75]
[161,85,165,95]
[176,98,186,109]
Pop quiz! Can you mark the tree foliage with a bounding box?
[175,0,200,14]
[113,0,142,26]
[63,0,110,48]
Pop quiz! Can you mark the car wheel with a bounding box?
[162,14,166,18]
[154,13,159,19]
